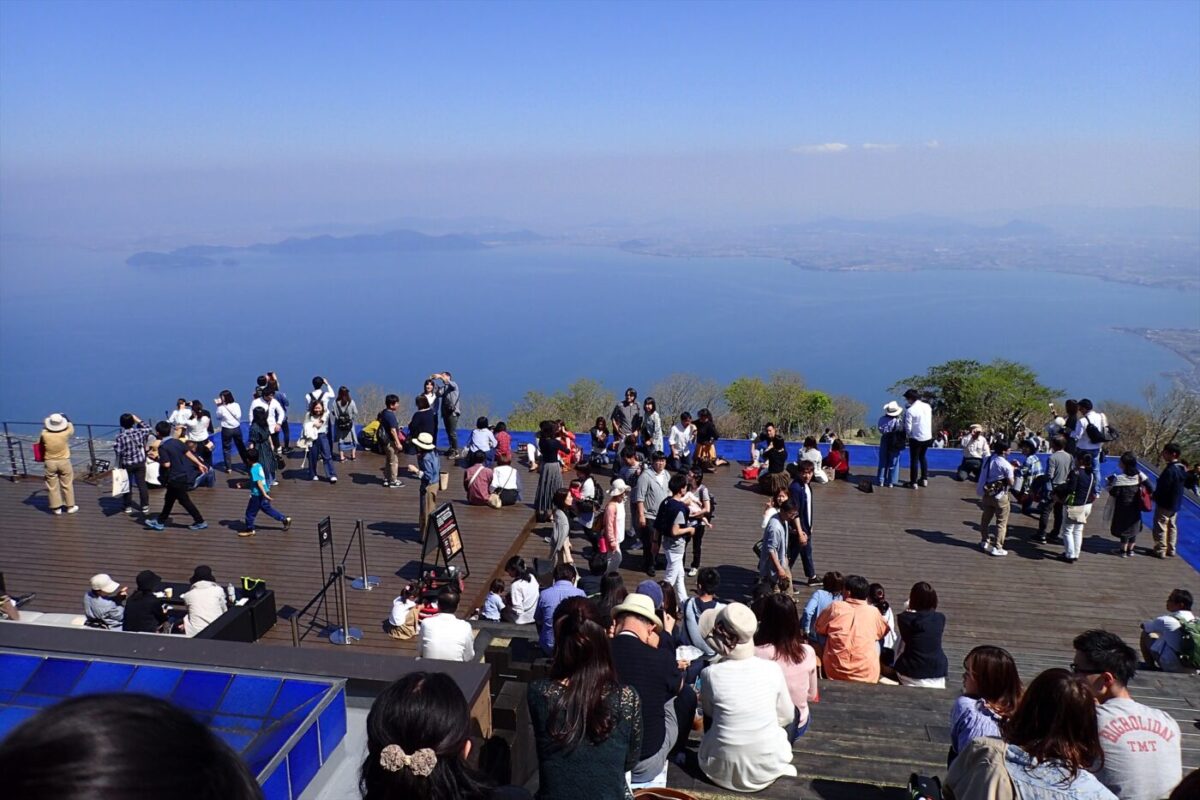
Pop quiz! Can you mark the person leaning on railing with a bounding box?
[39,412,77,515]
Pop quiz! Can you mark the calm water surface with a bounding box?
[1,241,1197,423]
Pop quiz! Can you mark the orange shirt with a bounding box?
[814,599,889,683]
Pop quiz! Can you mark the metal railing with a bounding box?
[1,420,123,482]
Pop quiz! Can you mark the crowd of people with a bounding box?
[17,378,1199,799]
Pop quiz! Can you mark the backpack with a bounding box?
[886,425,908,452]
[1174,613,1200,670]
[706,488,717,520]
[1085,414,1119,444]
[654,497,686,537]
[335,406,354,436]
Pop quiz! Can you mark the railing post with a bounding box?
[86,424,98,476]
[350,519,380,591]
[290,614,300,647]
[3,423,16,481]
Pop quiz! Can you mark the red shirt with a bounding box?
[495,431,511,457]
[823,450,850,475]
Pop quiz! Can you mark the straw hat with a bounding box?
[610,593,661,629]
[882,402,902,417]
[698,602,758,660]
[44,413,69,432]
[413,432,436,451]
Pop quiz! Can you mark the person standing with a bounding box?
[1072,398,1107,466]
[214,390,248,472]
[302,399,337,483]
[634,451,670,576]
[432,372,461,458]
[610,388,641,449]
[414,433,440,538]
[39,412,77,515]
[247,406,277,487]
[1151,442,1186,558]
[669,411,695,471]
[788,461,820,585]
[1059,452,1098,563]
[1106,451,1147,558]
[976,439,1014,557]
[656,473,696,603]
[1072,629,1182,800]
[240,449,291,538]
[378,394,406,488]
[640,396,663,458]
[684,468,712,577]
[758,498,795,590]
[600,479,629,575]
[332,386,358,462]
[113,413,153,514]
[1036,435,1074,543]
[534,420,569,522]
[877,401,905,488]
[902,389,933,488]
[250,389,286,459]
[145,427,208,531]
[304,376,336,457]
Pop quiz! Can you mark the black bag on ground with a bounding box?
[907,772,943,800]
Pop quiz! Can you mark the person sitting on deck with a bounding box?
[749,422,778,468]
[489,452,521,506]
[467,416,498,464]
[179,565,227,637]
[957,425,991,481]
[1140,588,1197,673]
[799,436,828,483]
[121,570,169,633]
[757,435,790,495]
[822,438,850,480]
[83,573,127,629]
[892,581,948,689]
[1072,629,1182,800]
[814,574,890,683]
[949,645,1022,764]
[417,589,475,662]
[462,451,494,506]
[801,571,844,656]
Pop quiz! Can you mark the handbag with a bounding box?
[1067,504,1091,524]
[1139,481,1153,512]
[32,441,45,462]
[487,492,503,509]
[111,468,130,497]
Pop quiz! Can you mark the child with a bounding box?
[387,584,419,640]
[870,582,898,669]
[241,449,291,538]
[481,579,506,621]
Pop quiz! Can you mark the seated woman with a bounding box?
[463,451,494,506]
[467,417,498,465]
[949,645,1022,764]
[822,439,851,480]
[589,416,611,466]
[800,571,844,657]
[697,602,797,792]
[945,668,1116,800]
[363,671,530,800]
[693,407,728,469]
[556,419,579,471]
[799,436,827,483]
[753,593,819,741]
[490,452,521,506]
[527,598,641,800]
[757,435,791,495]
[502,557,538,625]
[893,582,948,688]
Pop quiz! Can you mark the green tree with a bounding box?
[724,371,834,437]
[891,359,1060,440]
[507,379,615,433]
[724,377,772,434]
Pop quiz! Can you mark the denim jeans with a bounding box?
[245,494,286,529]
[876,444,901,486]
[308,436,336,478]
[786,708,811,741]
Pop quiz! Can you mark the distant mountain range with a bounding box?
[127,228,546,268]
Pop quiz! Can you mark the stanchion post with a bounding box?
[350,519,380,591]
[3,423,16,481]
[290,615,300,647]
[86,425,97,476]
[329,565,363,645]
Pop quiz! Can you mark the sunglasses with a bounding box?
[1069,662,1106,676]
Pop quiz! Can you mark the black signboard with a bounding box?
[420,502,470,577]
[317,516,333,549]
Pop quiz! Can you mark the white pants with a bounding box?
[1062,505,1091,559]
[664,547,687,603]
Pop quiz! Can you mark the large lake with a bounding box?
[1,240,1197,425]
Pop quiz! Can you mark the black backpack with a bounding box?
[1086,415,1119,444]
[887,425,908,451]
[335,407,354,436]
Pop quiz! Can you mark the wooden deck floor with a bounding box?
[0,449,534,656]
[3,453,1197,795]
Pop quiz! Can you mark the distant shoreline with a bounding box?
[1114,327,1200,393]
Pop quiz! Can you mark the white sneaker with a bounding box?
[990,547,1007,557]
[312,475,319,481]
[687,567,698,577]
[66,505,79,514]
[980,541,991,553]
[53,508,64,515]
[330,476,337,483]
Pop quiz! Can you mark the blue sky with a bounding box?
[1,0,1197,239]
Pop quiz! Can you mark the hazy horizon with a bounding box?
[2,0,1198,248]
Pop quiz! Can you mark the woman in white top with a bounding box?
[799,437,827,483]
[180,565,227,637]
[503,556,539,624]
[167,398,193,429]
[698,603,798,793]
[333,386,358,462]
[214,390,248,472]
[489,452,521,506]
[302,399,337,482]
[185,400,214,466]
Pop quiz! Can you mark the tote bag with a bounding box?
[111,468,130,497]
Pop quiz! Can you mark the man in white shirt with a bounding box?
[902,389,933,488]
[976,439,1015,557]
[250,391,286,437]
[668,412,696,471]
[1071,398,1106,464]
[1141,589,1196,673]
[417,590,476,662]
[1073,629,1182,800]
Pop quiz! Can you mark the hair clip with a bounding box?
[379,743,437,777]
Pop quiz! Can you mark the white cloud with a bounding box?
[924,139,942,149]
[862,142,899,151]
[791,142,849,155]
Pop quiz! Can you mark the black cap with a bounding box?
[189,565,215,584]
[135,570,161,591]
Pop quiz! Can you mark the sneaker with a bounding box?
[980,541,992,553]
[330,476,337,483]
[271,480,280,486]
[312,475,320,481]
[188,522,209,531]
[238,530,256,538]
[140,506,150,513]
[1167,550,1177,558]
[53,507,64,515]
[919,479,929,487]
[13,593,36,608]
[687,567,699,578]
[283,517,292,531]
[66,505,79,514]
[123,507,136,515]
[1033,535,1047,544]
[990,547,1007,557]
[145,519,165,530]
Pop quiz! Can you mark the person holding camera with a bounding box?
[976,439,1014,557]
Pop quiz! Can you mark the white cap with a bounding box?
[90,573,119,594]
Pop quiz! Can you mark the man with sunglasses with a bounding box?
[1071,629,1181,800]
